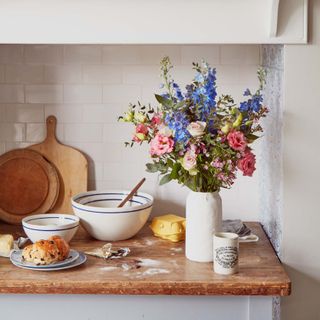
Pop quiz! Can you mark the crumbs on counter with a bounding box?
[85,243,130,260]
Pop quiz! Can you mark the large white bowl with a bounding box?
[71,190,153,241]
[22,214,80,243]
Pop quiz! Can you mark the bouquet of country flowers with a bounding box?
[119,57,268,192]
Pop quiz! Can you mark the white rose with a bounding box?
[187,121,207,137]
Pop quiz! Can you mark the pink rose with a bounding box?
[133,124,148,142]
[150,134,174,156]
[227,131,247,152]
[237,149,256,176]
[151,114,162,126]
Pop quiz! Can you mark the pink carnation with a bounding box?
[237,149,256,176]
[150,134,174,156]
[136,123,148,135]
[227,131,247,152]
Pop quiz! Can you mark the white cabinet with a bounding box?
[0,0,308,44]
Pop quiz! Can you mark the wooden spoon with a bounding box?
[117,178,146,208]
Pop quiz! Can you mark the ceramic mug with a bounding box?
[213,232,239,275]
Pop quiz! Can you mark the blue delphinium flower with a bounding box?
[195,72,204,82]
[172,82,184,101]
[185,67,217,121]
[243,88,251,96]
[199,68,217,120]
[240,93,263,113]
[252,94,263,112]
[165,112,190,144]
[239,101,249,112]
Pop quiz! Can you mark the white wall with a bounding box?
[281,1,320,319]
[0,295,272,320]
[0,44,262,221]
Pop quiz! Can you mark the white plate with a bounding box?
[10,251,86,271]
[10,249,79,269]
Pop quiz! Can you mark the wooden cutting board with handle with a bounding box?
[28,116,88,214]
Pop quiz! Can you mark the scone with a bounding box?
[22,236,70,265]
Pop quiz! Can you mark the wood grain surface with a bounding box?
[0,149,59,224]
[0,222,291,296]
[28,116,88,214]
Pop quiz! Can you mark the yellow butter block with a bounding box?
[150,214,186,242]
[153,232,185,243]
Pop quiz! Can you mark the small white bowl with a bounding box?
[71,190,153,241]
[22,214,80,243]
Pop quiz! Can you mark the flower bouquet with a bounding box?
[119,57,268,261]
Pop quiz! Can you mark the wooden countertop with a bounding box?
[0,222,291,296]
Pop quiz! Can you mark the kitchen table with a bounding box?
[0,222,290,320]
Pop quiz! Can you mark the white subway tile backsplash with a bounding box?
[91,179,122,191]
[64,85,102,103]
[123,65,161,87]
[5,65,44,84]
[25,45,63,64]
[5,142,32,151]
[103,46,141,65]
[26,123,64,142]
[216,65,240,85]
[0,85,24,103]
[103,162,123,181]
[0,142,4,153]
[83,104,121,123]
[82,65,122,84]
[0,123,25,141]
[69,142,104,162]
[44,65,82,83]
[141,85,159,105]
[26,123,46,142]
[0,65,5,83]
[102,143,122,162]
[26,85,63,103]
[64,123,103,142]
[238,65,260,86]
[44,104,83,123]
[64,45,102,65]
[0,45,23,64]
[0,105,5,122]
[0,44,261,216]
[88,161,104,181]
[103,84,141,103]
[122,162,146,181]
[5,104,44,123]
[220,45,260,65]
[103,122,133,143]
[181,45,220,66]
[122,143,149,163]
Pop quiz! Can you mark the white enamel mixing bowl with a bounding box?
[71,190,153,241]
[22,214,80,243]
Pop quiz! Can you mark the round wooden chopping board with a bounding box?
[0,149,60,224]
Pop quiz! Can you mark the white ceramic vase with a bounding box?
[185,191,222,262]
